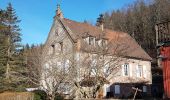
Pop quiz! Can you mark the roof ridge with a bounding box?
[63,18,130,35]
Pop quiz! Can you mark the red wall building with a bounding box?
[160,42,170,98]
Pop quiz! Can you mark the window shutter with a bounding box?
[106,85,110,92]
[143,65,147,78]
[115,85,120,94]
[129,64,132,77]
[136,65,139,77]
[122,65,124,76]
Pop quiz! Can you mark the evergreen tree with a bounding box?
[0,9,8,90]
[96,14,104,26]
[0,3,27,92]
[25,43,30,50]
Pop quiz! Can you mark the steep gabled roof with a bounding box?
[60,18,152,61]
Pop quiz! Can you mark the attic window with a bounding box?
[50,44,55,54]
[55,28,58,36]
[89,37,95,45]
[60,42,63,52]
[102,39,108,47]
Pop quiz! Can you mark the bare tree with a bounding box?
[73,34,132,99]
[26,45,76,100]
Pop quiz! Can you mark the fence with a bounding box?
[0,92,34,100]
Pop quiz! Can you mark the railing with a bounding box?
[155,21,170,45]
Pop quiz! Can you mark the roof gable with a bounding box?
[44,17,75,46]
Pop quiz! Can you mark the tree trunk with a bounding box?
[5,36,10,81]
[5,62,10,80]
[47,93,55,100]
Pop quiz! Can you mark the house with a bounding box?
[42,5,152,99]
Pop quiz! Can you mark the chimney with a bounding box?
[97,14,104,31]
[56,4,63,18]
[100,24,104,31]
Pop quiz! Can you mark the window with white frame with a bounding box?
[124,63,129,76]
[115,85,120,94]
[137,65,143,77]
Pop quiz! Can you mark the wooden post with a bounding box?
[155,24,159,46]
[132,87,142,100]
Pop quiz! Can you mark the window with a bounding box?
[91,68,96,76]
[137,65,143,77]
[115,85,120,94]
[98,39,108,47]
[102,39,108,47]
[89,37,94,45]
[60,42,63,52]
[64,60,70,72]
[143,86,147,92]
[45,63,49,69]
[51,44,55,54]
[104,62,110,76]
[55,29,58,36]
[124,63,129,76]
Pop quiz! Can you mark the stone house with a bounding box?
[42,5,152,99]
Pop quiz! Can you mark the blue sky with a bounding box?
[0,0,136,45]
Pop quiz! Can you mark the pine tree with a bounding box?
[0,9,8,90]
[0,3,27,92]
[25,43,30,50]
[96,14,104,27]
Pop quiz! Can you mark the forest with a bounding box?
[103,0,170,59]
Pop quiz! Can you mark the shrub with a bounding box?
[33,90,47,100]
[55,93,64,100]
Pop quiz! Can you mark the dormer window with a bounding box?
[98,38,108,47]
[83,35,96,46]
[102,39,108,47]
[89,37,94,45]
